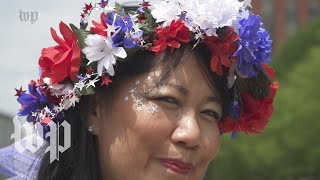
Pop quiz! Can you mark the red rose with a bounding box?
[219,65,279,134]
[38,21,81,85]
[148,19,190,56]
[204,28,239,76]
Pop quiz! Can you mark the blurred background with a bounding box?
[0,0,319,179]
[206,0,320,180]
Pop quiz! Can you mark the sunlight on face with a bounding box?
[92,51,223,180]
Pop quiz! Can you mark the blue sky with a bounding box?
[0,0,144,116]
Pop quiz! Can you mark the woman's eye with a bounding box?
[202,110,220,121]
[156,96,178,105]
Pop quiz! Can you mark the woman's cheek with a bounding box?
[201,124,221,163]
[131,101,175,147]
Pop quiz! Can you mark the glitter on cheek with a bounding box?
[135,80,141,85]
[134,97,144,106]
[136,106,143,112]
[124,79,148,113]
[128,87,137,94]
[148,105,158,114]
[124,72,162,114]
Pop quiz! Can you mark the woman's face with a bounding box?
[91,51,223,180]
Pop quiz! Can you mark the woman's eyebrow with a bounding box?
[157,82,189,96]
[207,96,222,104]
[156,83,221,104]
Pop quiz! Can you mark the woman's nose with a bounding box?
[171,113,201,149]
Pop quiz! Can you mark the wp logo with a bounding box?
[18,10,38,24]
[11,116,71,163]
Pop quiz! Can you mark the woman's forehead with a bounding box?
[140,54,215,95]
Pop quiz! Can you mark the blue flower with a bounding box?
[234,10,272,77]
[105,12,139,48]
[112,35,138,49]
[229,88,240,120]
[17,84,49,122]
[229,100,240,120]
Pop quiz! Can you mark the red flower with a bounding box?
[204,28,239,76]
[148,19,190,56]
[38,21,81,85]
[219,65,279,134]
[90,13,108,36]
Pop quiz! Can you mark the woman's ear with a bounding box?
[87,93,102,136]
[86,86,113,136]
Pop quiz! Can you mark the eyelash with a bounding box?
[201,110,220,121]
[156,96,179,105]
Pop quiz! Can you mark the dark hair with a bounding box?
[37,43,231,180]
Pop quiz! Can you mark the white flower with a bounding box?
[82,34,127,76]
[151,0,243,36]
[243,0,252,8]
[151,0,181,26]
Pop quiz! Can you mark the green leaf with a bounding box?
[75,86,96,96]
[145,12,156,31]
[69,23,91,49]
[115,2,123,14]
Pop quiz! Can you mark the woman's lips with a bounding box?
[159,159,194,175]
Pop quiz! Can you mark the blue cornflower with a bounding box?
[105,12,139,48]
[234,10,272,77]
[17,84,49,122]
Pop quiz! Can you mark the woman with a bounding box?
[2,0,278,179]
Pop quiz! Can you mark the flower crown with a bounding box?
[15,0,278,138]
